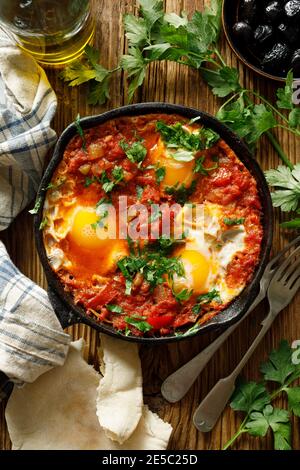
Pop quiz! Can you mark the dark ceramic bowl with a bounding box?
[223,0,300,82]
[34,103,273,344]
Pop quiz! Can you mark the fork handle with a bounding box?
[193,308,274,433]
[161,292,265,403]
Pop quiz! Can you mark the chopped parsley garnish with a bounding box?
[223,217,245,226]
[39,217,48,230]
[106,304,123,313]
[74,113,86,150]
[124,316,152,333]
[156,121,220,153]
[119,139,147,166]
[192,289,221,314]
[173,288,193,304]
[194,156,219,175]
[165,180,197,205]
[29,197,42,215]
[100,167,124,193]
[117,251,185,292]
[96,197,112,207]
[155,166,166,183]
[91,210,108,230]
[84,176,97,187]
[136,185,144,200]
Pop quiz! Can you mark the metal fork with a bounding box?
[162,236,300,404]
[193,242,300,432]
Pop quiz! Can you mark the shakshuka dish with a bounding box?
[42,114,263,337]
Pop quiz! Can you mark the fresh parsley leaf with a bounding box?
[84,176,96,187]
[156,121,219,152]
[96,197,111,207]
[223,217,245,226]
[125,316,153,333]
[245,405,291,449]
[192,304,202,315]
[265,165,300,212]
[164,12,188,28]
[281,218,300,229]
[112,166,124,182]
[136,185,144,200]
[194,156,218,175]
[260,340,297,386]
[286,387,300,417]
[91,210,108,230]
[172,288,193,303]
[121,47,147,102]
[124,14,149,47]
[276,71,294,110]
[139,0,164,31]
[230,380,271,414]
[29,197,42,215]
[39,217,48,230]
[155,166,166,183]
[99,167,124,193]
[289,108,300,129]
[74,114,86,150]
[165,180,197,205]
[106,304,123,313]
[60,46,112,105]
[125,279,132,295]
[202,66,241,98]
[196,289,221,304]
[120,139,147,165]
[117,251,184,290]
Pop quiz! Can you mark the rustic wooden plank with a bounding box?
[0,0,299,451]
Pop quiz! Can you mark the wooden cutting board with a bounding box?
[1,0,299,451]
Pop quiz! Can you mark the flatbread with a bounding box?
[96,334,143,444]
[5,339,172,450]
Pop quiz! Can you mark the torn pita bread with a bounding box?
[5,339,172,450]
[96,334,143,444]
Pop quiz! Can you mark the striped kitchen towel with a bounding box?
[0,29,70,385]
[0,27,57,230]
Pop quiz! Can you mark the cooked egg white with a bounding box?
[171,203,247,303]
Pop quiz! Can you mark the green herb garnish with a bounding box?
[39,217,48,230]
[29,197,42,215]
[120,139,147,166]
[156,121,219,153]
[224,340,300,450]
[172,288,193,304]
[136,185,144,200]
[165,180,197,205]
[194,156,219,175]
[155,166,166,183]
[106,304,123,313]
[124,316,153,333]
[223,217,245,226]
[74,114,86,150]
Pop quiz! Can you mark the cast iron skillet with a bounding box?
[34,103,273,344]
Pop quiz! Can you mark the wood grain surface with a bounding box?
[1,0,299,451]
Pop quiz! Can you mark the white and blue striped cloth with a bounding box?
[0,29,70,384]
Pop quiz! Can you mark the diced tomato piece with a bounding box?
[85,286,118,309]
[148,314,175,330]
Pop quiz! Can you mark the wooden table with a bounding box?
[1,0,299,451]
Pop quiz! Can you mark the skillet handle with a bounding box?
[47,287,81,330]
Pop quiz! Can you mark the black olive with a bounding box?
[262,42,291,73]
[233,21,254,42]
[291,49,300,75]
[254,24,273,45]
[278,23,300,46]
[284,0,300,19]
[240,0,258,24]
[265,1,282,22]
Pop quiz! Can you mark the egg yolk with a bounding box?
[172,249,210,295]
[69,208,109,250]
[67,208,129,276]
[150,139,195,188]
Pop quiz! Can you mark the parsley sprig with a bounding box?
[60,0,299,229]
[224,341,300,450]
